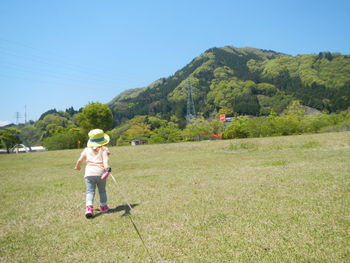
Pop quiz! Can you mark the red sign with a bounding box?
[219,114,226,122]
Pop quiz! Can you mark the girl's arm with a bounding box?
[102,148,110,170]
[74,153,86,171]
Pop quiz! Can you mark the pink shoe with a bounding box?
[85,206,94,219]
[100,205,109,213]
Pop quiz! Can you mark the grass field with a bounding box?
[1,131,350,262]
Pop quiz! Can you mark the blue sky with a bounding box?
[1,0,349,124]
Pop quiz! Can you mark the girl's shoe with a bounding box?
[85,206,94,219]
[100,205,110,213]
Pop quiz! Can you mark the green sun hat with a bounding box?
[87,129,110,148]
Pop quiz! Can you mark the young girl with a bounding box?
[74,129,111,219]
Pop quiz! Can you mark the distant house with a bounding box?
[0,121,14,127]
[131,139,147,146]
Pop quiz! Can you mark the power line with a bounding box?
[0,38,135,84]
[0,48,127,87]
[0,37,122,75]
[0,60,120,89]
[0,71,118,94]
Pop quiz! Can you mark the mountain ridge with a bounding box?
[108,46,350,125]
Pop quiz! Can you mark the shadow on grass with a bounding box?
[92,203,139,219]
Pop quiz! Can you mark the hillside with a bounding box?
[108,46,350,125]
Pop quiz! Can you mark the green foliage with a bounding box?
[148,116,168,130]
[257,53,350,112]
[149,122,182,144]
[207,78,260,115]
[27,47,350,149]
[223,103,350,139]
[223,116,250,139]
[183,116,215,141]
[35,114,70,130]
[108,115,183,145]
[34,113,76,139]
[39,107,79,121]
[42,129,87,150]
[108,46,350,125]
[282,100,305,117]
[257,93,294,115]
[275,100,305,135]
[0,127,22,152]
[65,106,80,116]
[108,47,286,124]
[126,123,152,141]
[35,106,350,150]
[39,109,58,120]
[17,124,43,146]
[76,102,113,132]
[107,124,130,146]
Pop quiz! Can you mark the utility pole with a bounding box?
[24,105,27,124]
[15,112,22,124]
[185,80,196,123]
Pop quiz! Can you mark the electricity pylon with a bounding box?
[186,81,196,122]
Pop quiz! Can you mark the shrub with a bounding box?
[149,124,182,144]
[42,129,87,150]
[223,116,250,139]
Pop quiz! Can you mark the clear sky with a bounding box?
[1,0,349,124]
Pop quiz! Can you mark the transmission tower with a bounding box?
[186,81,196,122]
[15,112,22,124]
[24,105,27,123]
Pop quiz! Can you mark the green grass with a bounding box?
[1,132,350,262]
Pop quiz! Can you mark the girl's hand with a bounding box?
[74,166,81,171]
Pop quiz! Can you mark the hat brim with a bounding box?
[87,134,110,148]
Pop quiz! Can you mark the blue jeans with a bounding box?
[85,176,107,207]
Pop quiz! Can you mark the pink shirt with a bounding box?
[79,146,110,177]
[80,146,110,168]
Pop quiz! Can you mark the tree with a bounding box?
[0,127,22,153]
[76,102,113,132]
[34,113,74,139]
[39,109,58,120]
[18,124,43,146]
[42,129,87,150]
[223,116,250,139]
[125,122,152,141]
[276,100,305,135]
[148,116,168,130]
[183,117,213,141]
[149,122,182,144]
[65,106,79,116]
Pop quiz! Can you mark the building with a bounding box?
[131,139,148,146]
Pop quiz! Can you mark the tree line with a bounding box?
[1,101,350,152]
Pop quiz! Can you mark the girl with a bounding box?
[74,129,111,219]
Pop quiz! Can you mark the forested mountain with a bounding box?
[3,46,350,150]
[108,46,350,125]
